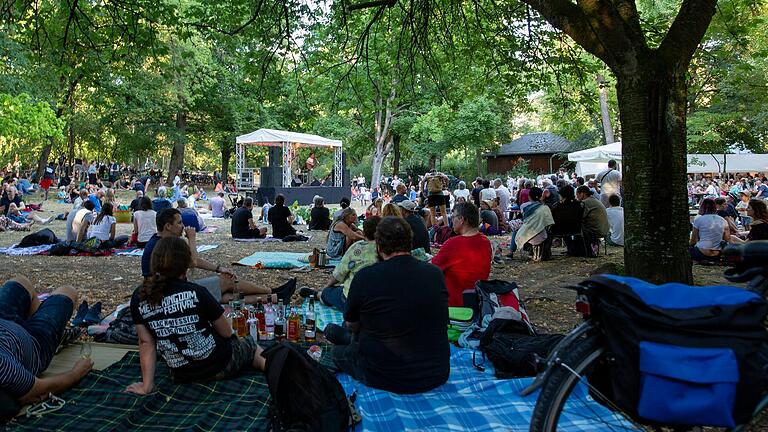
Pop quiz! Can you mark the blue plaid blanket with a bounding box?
[337,346,634,431]
[300,298,344,330]
[235,251,340,269]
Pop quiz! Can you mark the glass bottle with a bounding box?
[247,305,259,342]
[274,300,285,340]
[224,301,236,335]
[304,295,316,342]
[255,298,266,338]
[264,296,275,341]
[287,306,300,342]
[232,303,247,337]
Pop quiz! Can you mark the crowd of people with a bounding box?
[3,155,768,411]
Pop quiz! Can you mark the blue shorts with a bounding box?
[0,281,74,369]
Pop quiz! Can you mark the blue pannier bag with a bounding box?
[584,274,768,428]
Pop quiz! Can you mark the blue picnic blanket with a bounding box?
[235,251,341,269]
[337,346,634,431]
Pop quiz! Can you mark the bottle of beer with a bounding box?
[264,296,275,341]
[304,295,316,342]
[247,305,259,342]
[274,300,285,340]
[287,306,300,342]
[255,298,266,338]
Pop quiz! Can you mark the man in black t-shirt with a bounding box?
[333,216,449,394]
[231,197,267,239]
[471,177,483,208]
[397,200,430,253]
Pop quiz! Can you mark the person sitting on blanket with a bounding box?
[0,276,93,404]
[151,186,172,213]
[126,237,267,395]
[209,192,226,218]
[132,196,157,247]
[69,200,96,242]
[143,208,291,304]
[512,187,555,261]
[308,195,331,231]
[267,194,296,239]
[326,208,365,259]
[331,216,450,394]
[431,202,491,307]
[231,197,267,239]
[308,216,381,311]
[77,202,129,249]
[176,198,205,232]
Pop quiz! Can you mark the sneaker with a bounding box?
[83,302,102,325]
[56,327,82,354]
[273,278,297,303]
[72,301,89,327]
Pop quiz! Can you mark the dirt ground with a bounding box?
[0,189,729,334]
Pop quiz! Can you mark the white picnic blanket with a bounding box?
[116,244,219,256]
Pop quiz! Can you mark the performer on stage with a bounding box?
[305,151,318,184]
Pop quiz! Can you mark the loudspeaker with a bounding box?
[260,166,282,188]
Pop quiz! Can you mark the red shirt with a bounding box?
[431,233,492,307]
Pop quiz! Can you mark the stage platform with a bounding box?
[249,186,347,206]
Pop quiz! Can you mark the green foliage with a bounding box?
[0,93,65,163]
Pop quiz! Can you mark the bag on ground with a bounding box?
[16,228,58,248]
[263,341,356,432]
[478,317,562,378]
[584,274,768,428]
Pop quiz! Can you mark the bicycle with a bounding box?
[522,241,768,431]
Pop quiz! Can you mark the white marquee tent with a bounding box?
[568,142,768,176]
[235,128,343,189]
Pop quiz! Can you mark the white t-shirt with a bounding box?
[87,215,115,241]
[693,214,727,250]
[72,209,94,240]
[186,195,197,209]
[606,207,625,246]
[134,210,157,242]
[597,168,622,197]
[453,188,470,201]
[480,187,497,201]
[705,184,718,196]
[495,186,511,211]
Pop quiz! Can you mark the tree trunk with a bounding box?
[371,86,396,191]
[221,141,232,181]
[428,154,436,171]
[36,141,53,180]
[618,69,692,284]
[167,110,187,185]
[475,148,483,177]
[597,74,615,144]
[392,133,401,175]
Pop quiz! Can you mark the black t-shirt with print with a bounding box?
[130,279,231,382]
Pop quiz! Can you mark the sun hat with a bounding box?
[397,200,417,212]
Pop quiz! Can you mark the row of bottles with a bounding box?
[226,291,317,342]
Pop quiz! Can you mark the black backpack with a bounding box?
[16,228,58,248]
[263,341,357,431]
[478,318,563,378]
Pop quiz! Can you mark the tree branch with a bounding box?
[657,0,717,73]
[348,0,397,12]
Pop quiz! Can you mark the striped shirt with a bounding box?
[0,319,41,398]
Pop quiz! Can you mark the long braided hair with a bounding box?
[140,236,192,307]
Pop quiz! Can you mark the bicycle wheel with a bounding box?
[530,334,641,432]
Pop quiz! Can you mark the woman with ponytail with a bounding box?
[126,237,266,394]
[77,202,129,248]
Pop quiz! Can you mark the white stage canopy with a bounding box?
[236,128,342,148]
[568,142,768,176]
[235,128,343,189]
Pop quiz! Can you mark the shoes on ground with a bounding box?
[83,302,102,325]
[298,286,317,299]
[72,301,89,327]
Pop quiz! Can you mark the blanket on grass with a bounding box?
[232,236,281,243]
[201,226,218,234]
[235,251,340,269]
[301,298,343,330]
[0,244,55,256]
[116,244,219,257]
[337,346,634,431]
[6,343,334,432]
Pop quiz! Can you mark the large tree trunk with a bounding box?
[370,86,396,191]
[167,110,187,185]
[392,133,401,175]
[618,69,692,284]
[221,141,232,181]
[596,74,615,144]
[475,148,483,177]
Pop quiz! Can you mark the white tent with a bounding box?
[568,142,768,176]
[236,128,342,148]
[235,128,343,190]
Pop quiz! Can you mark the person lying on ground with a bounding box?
[7,203,52,226]
[432,202,491,307]
[730,199,768,243]
[331,216,449,394]
[126,237,266,395]
[308,195,331,231]
[231,197,267,239]
[77,202,129,248]
[267,194,296,239]
[0,215,31,232]
[326,208,365,259]
[308,216,381,311]
[0,276,93,404]
[145,208,289,304]
[690,198,729,262]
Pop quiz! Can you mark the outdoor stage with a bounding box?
[249,186,347,206]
